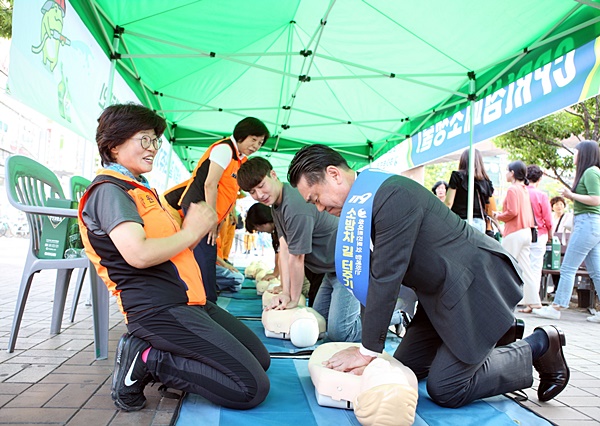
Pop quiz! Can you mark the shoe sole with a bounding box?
[111,335,146,412]
[538,326,570,402]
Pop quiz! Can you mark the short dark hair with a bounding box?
[233,117,270,146]
[431,180,448,194]
[288,144,350,187]
[245,203,273,233]
[526,164,543,183]
[96,103,167,166]
[508,160,529,185]
[550,196,566,207]
[237,157,273,191]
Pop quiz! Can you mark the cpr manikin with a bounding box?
[309,342,418,426]
[255,268,269,283]
[256,278,279,295]
[244,260,268,279]
[261,307,326,348]
[262,289,306,309]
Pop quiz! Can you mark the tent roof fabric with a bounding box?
[70,0,600,173]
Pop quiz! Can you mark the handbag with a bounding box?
[485,214,503,242]
[529,194,538,243]
[531,226,538,243]
[476,188,502,242]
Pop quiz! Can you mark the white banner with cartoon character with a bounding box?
[8,0,189,191]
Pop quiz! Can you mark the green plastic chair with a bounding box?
[5,155,108,359]
[69,175,92,322]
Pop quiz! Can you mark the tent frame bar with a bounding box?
[81,0,600,168]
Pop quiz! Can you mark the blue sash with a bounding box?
[335,169,394,306]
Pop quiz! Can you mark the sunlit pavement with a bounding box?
[0,237,598,425]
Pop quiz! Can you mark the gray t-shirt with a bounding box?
[272,183,338,274]
[81,183,144,235]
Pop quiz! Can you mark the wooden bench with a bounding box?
[540,268,595,307]
[540,232,597,312]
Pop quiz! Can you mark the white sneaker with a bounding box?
[532,305,561,320]
[586,313,600,323]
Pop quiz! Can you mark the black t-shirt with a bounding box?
[448,170,494,220]
[235,214,244,230]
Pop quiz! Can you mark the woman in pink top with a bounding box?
[494,161,540,313]
[527,165,553,307]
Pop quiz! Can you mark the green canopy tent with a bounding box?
[67,0,600,180]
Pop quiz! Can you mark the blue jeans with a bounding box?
[193,235,218,303]
[465,217,486,233]
[554,213,600,308]
[216,265,244,292]
[312,273,362,342]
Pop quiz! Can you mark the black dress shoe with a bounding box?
[532,325,570,402]
[496,318,525,347]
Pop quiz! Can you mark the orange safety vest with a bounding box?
[176,138,246,223]
[78,169,206,323]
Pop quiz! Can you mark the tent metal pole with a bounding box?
[158,107,279,113]
[467,74,477,224]
[274,22,295,153]
[278,0,336,141]
[86,0,113,55]
[315,53,465,77]
[164,137,173,190]
[105,31,121,107]
[574,0,600,10]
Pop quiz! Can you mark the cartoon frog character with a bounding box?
[31,0,70,72]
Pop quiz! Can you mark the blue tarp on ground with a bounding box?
[177,280,553,426]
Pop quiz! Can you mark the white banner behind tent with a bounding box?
[8,0,188,192]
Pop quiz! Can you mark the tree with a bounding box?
[424,160,457,194]
[0,0,12,40]
[493,95,600,186]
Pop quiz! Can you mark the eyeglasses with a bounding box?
[138,135,162,150]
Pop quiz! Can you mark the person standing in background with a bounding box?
[549,196,573,295]
[445,149,494,233]
[551,196,573,236]
[533,141,600,322]
[526,165,553,306]
[431,181,448,203]
[494,160,541,314]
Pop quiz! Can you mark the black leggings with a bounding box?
[127,301,270,409]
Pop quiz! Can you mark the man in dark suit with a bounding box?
[287,144,569,408]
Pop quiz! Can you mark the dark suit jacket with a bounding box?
[362,175,523,365]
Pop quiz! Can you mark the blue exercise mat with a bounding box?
[217,296,263,317]
[219,287,261,300]
[176,358,553,426]
[240,319,322,354]
[179,287,554,425]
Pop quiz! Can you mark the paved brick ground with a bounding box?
[0,237,599,425]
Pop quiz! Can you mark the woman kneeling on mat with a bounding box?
[79,103,270,411]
